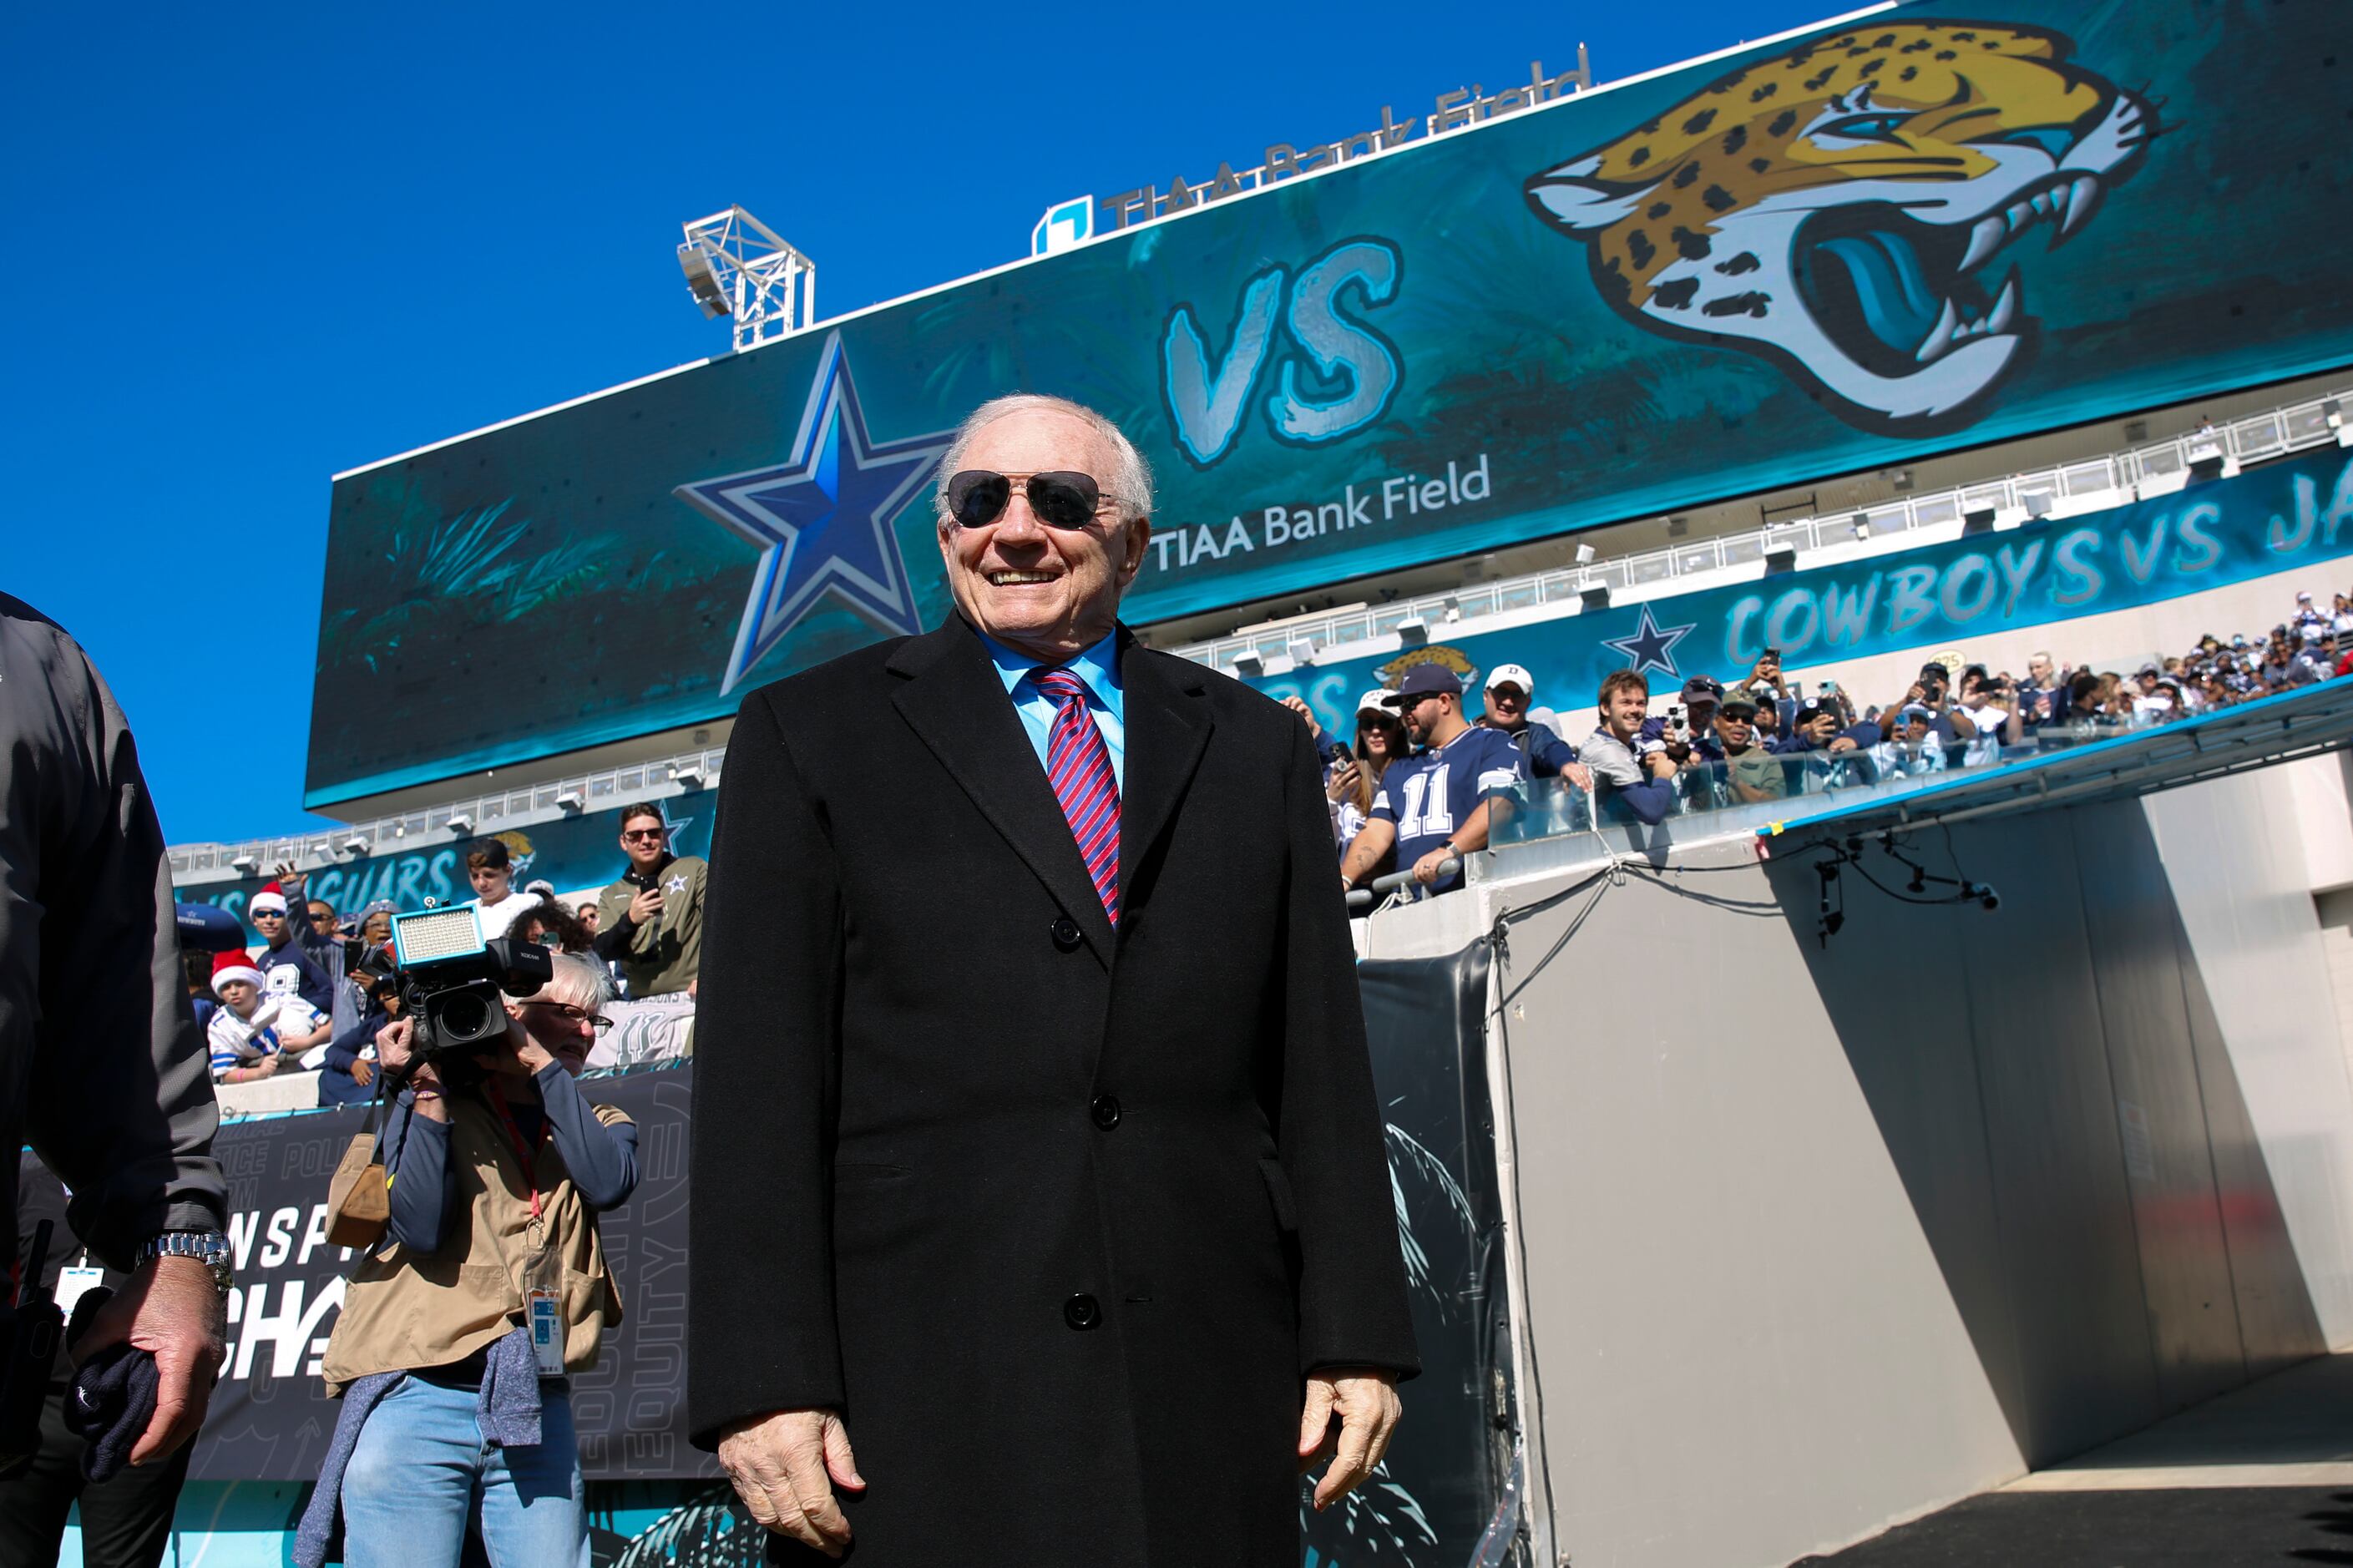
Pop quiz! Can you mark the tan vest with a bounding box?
[322,1086,628,1394]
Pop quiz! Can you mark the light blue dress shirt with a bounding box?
[980,630,1126,791]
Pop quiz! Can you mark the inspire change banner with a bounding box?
[1248,445,2353,735]
[310,0,2353,805]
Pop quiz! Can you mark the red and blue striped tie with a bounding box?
[1034,667,1121,925]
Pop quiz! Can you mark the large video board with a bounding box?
[310,0,2353,805]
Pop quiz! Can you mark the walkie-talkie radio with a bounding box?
[0,1219,64,1471]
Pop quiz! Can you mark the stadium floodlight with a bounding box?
[2326,399,2345,430]
[343,835,371,857]
[1232,648,1264,676]
[1287,636,1318,667]
[555,788,587,813]
[672,763,706,789]
[1764,544,1799,574]
[2024,492,2056,519]
[1579,584,1612,611]
[1962,507,1997,535]
[1441,595,1463,623]
[1574,543,1597,565]
[230,852,258,874]
[1395,613,1430,647]
[445,812,475,836]
[678,206,817,353]
[1851,513,1871,541]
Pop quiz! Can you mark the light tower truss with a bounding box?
[677,206,816,352]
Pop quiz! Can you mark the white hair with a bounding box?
[504,949,615,1011]
[934,394,1155,527]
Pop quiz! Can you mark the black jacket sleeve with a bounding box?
[1276,716,1420,1378]
[590,906,638,961]
[686,687,847,1444]
[0,596,225,1267]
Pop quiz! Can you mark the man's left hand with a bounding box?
[1410,847,1455,886]
[1298,1370,1402,1510]
[70,1256,225,1465]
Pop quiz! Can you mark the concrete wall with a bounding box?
[1393,759,2353,1566]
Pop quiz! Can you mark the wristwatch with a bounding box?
[134,1230,235,1294]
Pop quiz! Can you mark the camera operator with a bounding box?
[296,951,638,1568]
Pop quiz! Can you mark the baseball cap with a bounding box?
[1485,662,1536,696]
[1717,691,1759,718]
[1678,675,1725,705]
[1920,660,1950,678]
[1384,665,1464,704]
[1794,697,1835,727]
[1354,689,1395,719]
[2299,590,2315,602]
[1898,703,1935,722]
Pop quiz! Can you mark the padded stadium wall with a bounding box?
[1368,758,2353,1566]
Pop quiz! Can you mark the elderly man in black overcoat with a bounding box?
[686,393,1416,1563]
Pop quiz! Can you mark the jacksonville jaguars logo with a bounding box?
[1525,23,2157,432]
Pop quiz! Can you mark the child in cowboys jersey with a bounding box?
[206,948,330,1084]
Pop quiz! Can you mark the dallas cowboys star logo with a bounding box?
[1600,604,1697,680]
[676,332,954,694]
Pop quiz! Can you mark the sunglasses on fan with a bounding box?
[945,470,1116,530]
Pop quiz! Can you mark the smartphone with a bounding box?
[1820,679,1837,695]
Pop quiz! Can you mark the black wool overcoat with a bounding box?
[686,615,1418,1566]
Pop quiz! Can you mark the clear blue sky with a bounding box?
[3,0,1834,844]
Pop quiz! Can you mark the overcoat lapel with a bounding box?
[1116,632,1212,905]
[888,618,1116,965]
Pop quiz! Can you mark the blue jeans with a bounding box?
[338,1374,589,1568]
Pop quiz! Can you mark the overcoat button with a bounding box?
[1064,1293,1101,1331]
[1050,918,1082,950]
[1090,1095,1121,1130]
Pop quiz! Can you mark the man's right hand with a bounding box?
[626,886,665,925]
[70,1255,225,1467]
[717,1409,865,1557]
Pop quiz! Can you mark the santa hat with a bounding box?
[249,885,289,917]
[211,948,266,995]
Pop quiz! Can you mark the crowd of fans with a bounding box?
[1313,586,2353,899]
[193,802,706,1097]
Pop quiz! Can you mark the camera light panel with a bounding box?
[390,904,488,967]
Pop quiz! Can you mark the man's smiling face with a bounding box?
[936,408,1151,660]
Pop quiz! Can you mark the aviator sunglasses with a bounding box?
[946,469,1114,530]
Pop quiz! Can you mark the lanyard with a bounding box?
[485,1081,548,1223]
